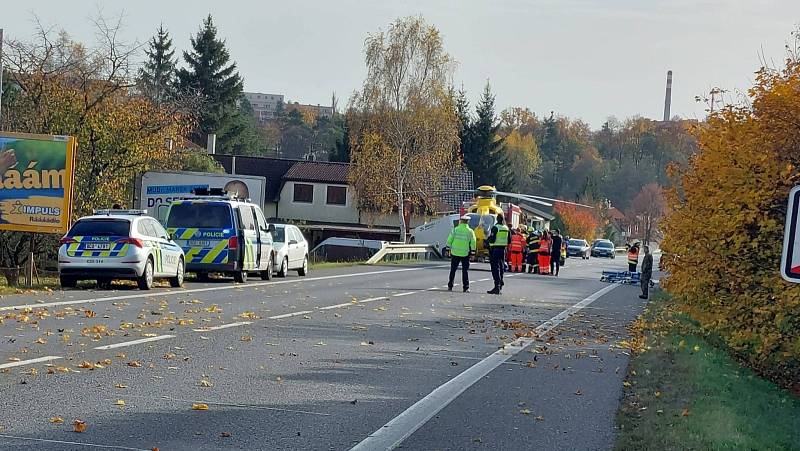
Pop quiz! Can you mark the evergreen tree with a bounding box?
[462,82,514,190]
[177,15,245,148]
[329,116,350,162]
[454,88,471,161]
[138,25,176,103]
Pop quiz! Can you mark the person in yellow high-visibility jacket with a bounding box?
[444,215,477,293]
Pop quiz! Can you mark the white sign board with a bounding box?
[136,171,267,222]
[781,185,800,283]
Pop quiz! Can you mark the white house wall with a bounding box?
[277,181,427,229]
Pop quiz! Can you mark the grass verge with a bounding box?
[0,278,60,296]
[615,294,800,451]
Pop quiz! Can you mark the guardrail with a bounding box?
[365,243,443,265]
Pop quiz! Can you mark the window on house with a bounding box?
[326,186,347,206]
[293,183,314,203]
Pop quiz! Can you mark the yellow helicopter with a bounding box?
[413,185,592,259]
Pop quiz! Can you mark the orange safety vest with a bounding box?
[628,248,639,265]
[509,234,525,253]
[539,238,551,254]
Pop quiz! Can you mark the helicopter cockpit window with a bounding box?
[480,214,496,232]
[466,214,481,229]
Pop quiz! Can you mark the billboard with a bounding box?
[135,171,267,222]
[0,132,77,234]
[781,185,800,283]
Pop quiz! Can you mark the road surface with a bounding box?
[0,256,650,450]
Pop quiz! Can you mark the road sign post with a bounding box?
[781,185,800,282]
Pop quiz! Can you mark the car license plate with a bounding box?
[85,243,111,250]
[189,240,212,248]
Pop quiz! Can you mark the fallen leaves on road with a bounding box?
[199,379,213,388]
[240,336,253,342]
[575,389,582,396]
[220,432,232,437]
[238,311,260,319]
[519,408,531,415]
[34,337,47,344]
[191,403,209,411]
[73,420,87,433]
[162,353,176,360]
[127,361,142,368]
[84,310,96,318]
[534,415,545,421]
[115,399,126,407]
[49,416,64,424]
[114,383,128,389]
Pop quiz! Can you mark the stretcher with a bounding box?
[600,270,641,284]
[600,270,657,287]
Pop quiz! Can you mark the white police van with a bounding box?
[58,210,185,290]
[164,189,274,283]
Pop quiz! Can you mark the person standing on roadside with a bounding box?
[445,215,477,293]
[487,213,509,295]
[627,242,640,273]
[550,229,563,276]
[538,230,551,275]
[639,245,653,299]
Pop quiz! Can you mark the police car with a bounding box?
[58,210,185,290]
[164,190,274,283]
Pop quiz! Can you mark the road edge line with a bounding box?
[349,283,620,451]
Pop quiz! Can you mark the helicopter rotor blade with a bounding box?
[495,191,595,209]
[493,191,552,207]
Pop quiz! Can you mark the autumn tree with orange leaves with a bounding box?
[555,203,598,241]
[661,29,800,387]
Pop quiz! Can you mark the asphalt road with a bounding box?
[0,255,652,451]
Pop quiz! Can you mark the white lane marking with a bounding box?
[193,321,252,332]
[350,283,620,451]
[93,335,175,350]
[319,296,389,310]
[0,265,448,312]
[0,434,151,451]
[269,310,312,320]
[0,356,61,370]
[393,292,415,297]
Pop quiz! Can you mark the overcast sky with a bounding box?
[3,0,799,128]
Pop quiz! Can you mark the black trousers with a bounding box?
[489,247,506,289]
[628,263,637,272]
[448,255,470,289]
[550,252,561,275]
[641,277,650,298]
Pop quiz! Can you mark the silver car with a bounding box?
[58,210,185,290]
[270,224,309,277]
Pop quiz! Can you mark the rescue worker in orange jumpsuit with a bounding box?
[508,228,526,272]
[538,231,551,275]
[627,242,640,273]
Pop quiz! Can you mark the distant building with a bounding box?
[285,102,334,119]
[244,92,284,122]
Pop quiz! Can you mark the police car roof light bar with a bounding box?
[93,209,148,216]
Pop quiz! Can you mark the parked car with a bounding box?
[591,239,616,258]
[58,209,185,290]
[567,239,591,259]
[164,192,274,283]
[271,224,309,277]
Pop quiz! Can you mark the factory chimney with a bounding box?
[663,70,673,122]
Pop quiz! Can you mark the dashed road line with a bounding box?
[93,335,175,350]
[350,283,620,451]
[392,292,416,297]
[0,435,151,451]
[193,321,252,332]
[0,356,62,370]
[0,265,448,312]
[319,296,389,310]
[269,310,312,320]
